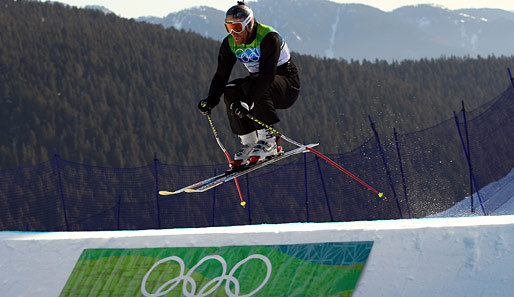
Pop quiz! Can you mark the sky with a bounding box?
[45,0,514,19]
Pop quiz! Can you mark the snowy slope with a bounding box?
[432,166,514,217]
[1,215,514,296]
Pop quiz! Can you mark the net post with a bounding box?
[54,148,69,231]
[368,116,403,218]
[304,146,309,222]
[393,128,411,218]
[153,152,162,229]
[461,102,474,213]
[453,112,487,215]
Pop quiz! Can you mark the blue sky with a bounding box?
[45,0,514,18]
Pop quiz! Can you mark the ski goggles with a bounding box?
[224,11,253,34]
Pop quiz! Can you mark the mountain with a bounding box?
[393,5,514,59]
[138,0,514,61]
[84,5,114,15]
[1,0,513,169]
[139,6,225,39]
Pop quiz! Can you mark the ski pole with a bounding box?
[207,115,246,207]
[246,114,386,199]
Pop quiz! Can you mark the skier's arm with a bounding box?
[206,37,236,106]
[245,32,281,103]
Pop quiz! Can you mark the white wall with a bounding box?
[1,215,514,297]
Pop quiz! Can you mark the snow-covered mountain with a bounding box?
[393,6,514,59]
[138,0,514,61]
[139,6,224,38]
[84,5,113,15]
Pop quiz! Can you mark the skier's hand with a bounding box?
[230,101,253,118]
[198,99,212,116]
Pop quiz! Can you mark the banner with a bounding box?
[60,242,373,296]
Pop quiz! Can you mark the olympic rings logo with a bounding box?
[141,254,272,297]
[235,48,261,63]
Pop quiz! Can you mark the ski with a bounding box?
[159,143,318,195]
[158,171,228,195]
[186,143,318,193]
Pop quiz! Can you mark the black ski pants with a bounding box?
[223,66,300,135]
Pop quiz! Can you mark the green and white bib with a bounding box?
[228,23,290,73]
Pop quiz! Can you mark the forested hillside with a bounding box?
[1,0,513,169]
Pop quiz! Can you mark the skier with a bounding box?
[198,1,300,167]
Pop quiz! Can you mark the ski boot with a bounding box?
[247,128,282,165]
[230,131,258,169]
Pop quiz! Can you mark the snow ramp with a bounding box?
[1,215,513,296]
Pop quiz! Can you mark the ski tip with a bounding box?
[159,191,175,195]
[184,188,201,193]
[378,192,386,199]
[240,201,246,208]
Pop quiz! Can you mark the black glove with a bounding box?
[230,101,254,118]
[198,99,213,116]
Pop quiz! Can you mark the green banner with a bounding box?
[60,242,373,297]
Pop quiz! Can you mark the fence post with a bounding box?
[54,149,69,231]
[153,152,161,229]
[453,112,487,215]
[393,128,411,218]
[315,155,334,221]
[117,195,121,230]
[211,168,216,227]
[461,101,474,213]
[246,173,252,225]
[368,116,403,218]
[304,148,310,222]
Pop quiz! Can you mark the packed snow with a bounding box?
[432,166,514,217]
